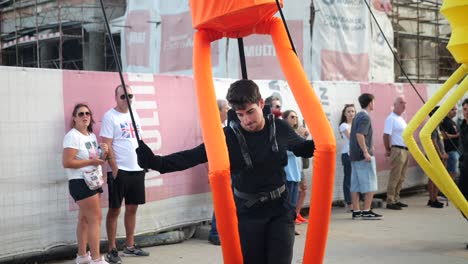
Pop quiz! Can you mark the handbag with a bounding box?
[82,167,104,190]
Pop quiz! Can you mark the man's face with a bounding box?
[368,99,375,111]
[394,97,407,115]
[271,99,281,112]
[235,100,265,132]
[463,104,468,121]
[448,106,457,118]
[115,87,134,112]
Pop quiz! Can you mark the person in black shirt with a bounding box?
[136,79,315,264]
[458,99,468,250]
[459,100,468,209]
[440,106,460,181]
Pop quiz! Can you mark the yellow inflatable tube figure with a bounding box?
[403,0,468,218]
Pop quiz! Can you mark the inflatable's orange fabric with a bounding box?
[190,0,282,32]
[190,2,335,264]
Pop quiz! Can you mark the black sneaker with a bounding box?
[395,201,408,207]
[123,245,150,257]
[208,235,221,246]
[386,203,402,210]
[105,248,121,264]
[361,210,382,220]
[428,200,444,208]
[352,210,362,220]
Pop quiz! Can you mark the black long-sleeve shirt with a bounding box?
[157,118,314,194]
[459,120,468,199]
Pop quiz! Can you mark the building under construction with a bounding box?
[391,0,459,83]
[0,0,125,71]
[0,0,459,83]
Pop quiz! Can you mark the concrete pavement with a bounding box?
[50,192,468,264]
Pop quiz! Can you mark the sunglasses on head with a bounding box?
[120,94,134,100]
[77,111,91,117]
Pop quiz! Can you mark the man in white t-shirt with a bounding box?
[383,95,409,210]
[101,85,149,263]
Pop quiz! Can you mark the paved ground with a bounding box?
[50,192,468,264]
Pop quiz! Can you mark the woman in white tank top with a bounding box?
[339,104,356,211]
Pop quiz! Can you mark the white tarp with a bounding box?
[311,0,394,82]
[369,2,395,82]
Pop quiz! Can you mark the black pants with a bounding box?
[237,200,295,264]
[459,158,468,200]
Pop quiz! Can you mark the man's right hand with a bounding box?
[111,166,118,178]
[364,152,372,161]
[136,140,162,171]
[385,149,391,157]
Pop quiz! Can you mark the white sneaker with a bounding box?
[75,251,91,264]
[90,256,109,264]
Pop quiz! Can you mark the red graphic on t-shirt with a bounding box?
[120,121,140,139]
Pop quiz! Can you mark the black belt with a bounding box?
[234,185,286,208]
[392,145,408,150]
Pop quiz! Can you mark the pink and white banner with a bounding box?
[63,71,211,209]
[360,83,427,172]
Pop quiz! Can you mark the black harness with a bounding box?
[234,185,286,208]
[228,111,283,207]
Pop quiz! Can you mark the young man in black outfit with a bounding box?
[440,106,460,181]
[458,99,468,250]
[136,79,315,264]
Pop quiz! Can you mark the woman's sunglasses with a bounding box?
[77,111,91,117]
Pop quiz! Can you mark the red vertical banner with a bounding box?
[125,10,151,68]
[160,12,218,73]
[244,20,303,80]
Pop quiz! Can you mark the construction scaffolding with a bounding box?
[0,0,125,71]
[0,0,460,83]
[391,0,459,83]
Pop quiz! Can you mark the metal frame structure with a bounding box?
[391,0,459,83]
[0,0,125,70]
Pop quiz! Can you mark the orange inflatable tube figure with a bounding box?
[190,1,336,263]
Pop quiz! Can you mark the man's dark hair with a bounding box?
[226,80,262,110]
[463,98,468,107]
[429,106,440,117]
[358,93,375,109]
[265,95,281,106]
